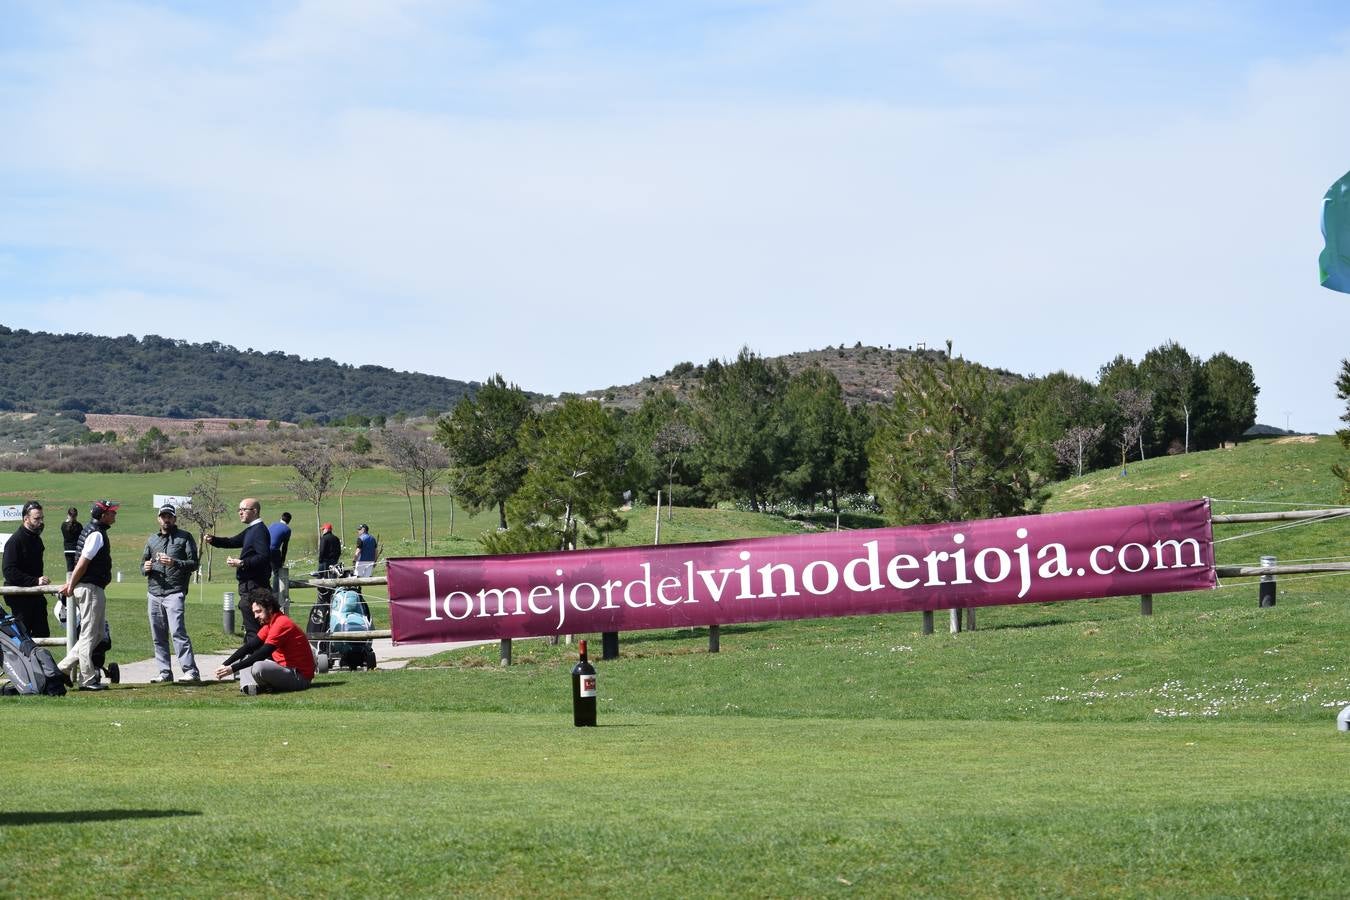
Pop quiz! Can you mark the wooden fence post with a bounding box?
[922,611,934,635]
[1140,594,1153,616]
[499,638,512,666]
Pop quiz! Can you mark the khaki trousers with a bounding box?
[57,583,107,687]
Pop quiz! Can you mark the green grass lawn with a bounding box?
[2,438,1348,896]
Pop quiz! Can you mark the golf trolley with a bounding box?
[306,566,377,674]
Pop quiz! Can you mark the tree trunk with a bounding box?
[338,483,348,545]
[420,490,430,554]
[406,486,416,540]
[497,500,508,530]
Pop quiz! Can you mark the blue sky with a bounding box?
[2,1,1348,432]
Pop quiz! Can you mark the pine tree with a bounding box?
[691,348,789,511]
[484,398,628,553]
[779,366,868,520]
[867,342,1043,525]
[435,374,534,530]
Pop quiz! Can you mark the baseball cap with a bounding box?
[158,504,177,517]
[358,523,368,531]
[321,523,333,533]
[91,499,120,517]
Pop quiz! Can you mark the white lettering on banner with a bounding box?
[418,526,1212,631]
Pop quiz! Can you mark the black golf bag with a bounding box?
[0,614,66,696]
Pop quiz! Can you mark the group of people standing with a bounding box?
[1,496,378,694]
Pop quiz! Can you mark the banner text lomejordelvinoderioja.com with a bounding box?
[387,500,1216,643]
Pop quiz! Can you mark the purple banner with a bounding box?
[388,500,1215,643]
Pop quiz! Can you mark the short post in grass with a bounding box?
[1140,594,1153,616]
[708,624,720,653]
[223,591,235,635]
[602,631,619,660]
[949,608,961,633]
[1259,556,1277,608]
[922,611,934,634]
[276,566,290,614]
[499,638,512,666]
[964,608,976,631]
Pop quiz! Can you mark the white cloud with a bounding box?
[1,1,1348,431]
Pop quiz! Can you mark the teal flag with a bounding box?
[1320,169,1350,293]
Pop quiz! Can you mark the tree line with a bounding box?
[0,325,482,423]
[432,341,1259,551]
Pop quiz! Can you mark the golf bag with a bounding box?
[329,588,376,670]
[0,614,66,697]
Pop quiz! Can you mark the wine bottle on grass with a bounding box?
[572,640,597,727]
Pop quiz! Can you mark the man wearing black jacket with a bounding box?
[205,497,272,641]
[317,522,341,574]
[2,500,52,637]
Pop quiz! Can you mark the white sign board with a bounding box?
[0,533,8,552]
[0,505,22,522]
[153,494,193,512]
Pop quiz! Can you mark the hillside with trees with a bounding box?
[0,325,482,423]
[2,326,1268,537]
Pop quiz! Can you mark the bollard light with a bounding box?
[1259,556,1277,608]
[223,591,235,635]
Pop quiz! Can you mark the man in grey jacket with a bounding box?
[141,504,201,683]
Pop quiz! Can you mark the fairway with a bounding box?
[5,585,1350,897]
[5,690,1349,897]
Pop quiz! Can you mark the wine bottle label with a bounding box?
[579,675,597,698]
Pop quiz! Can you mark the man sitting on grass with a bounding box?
[214,588,315,695]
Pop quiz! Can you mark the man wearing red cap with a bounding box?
[317,522,342,577]
[57,499,119,690]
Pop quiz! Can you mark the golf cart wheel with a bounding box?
[316,653,331,674]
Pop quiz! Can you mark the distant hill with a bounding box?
[1242,424,1308,438]
[0,326,1020,427]
[0,325,481,423]
[582,343,1026,410]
